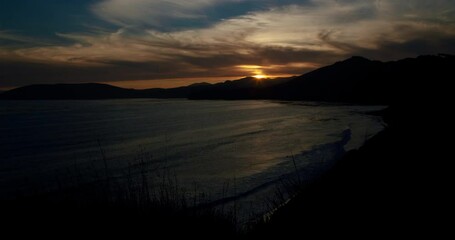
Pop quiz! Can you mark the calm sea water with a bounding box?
[0,100,385,217]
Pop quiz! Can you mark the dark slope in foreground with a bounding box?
[249,107,451,238]
[247,52,453,236]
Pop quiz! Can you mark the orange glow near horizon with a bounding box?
[2,74,296,91]
[237,65,270,80]
[102,76,245,89]
[253,74,268,79]
[101,73,293,89]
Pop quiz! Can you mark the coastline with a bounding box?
[3,103,447,238]
[249,106,448,237]
[0,101,385,237]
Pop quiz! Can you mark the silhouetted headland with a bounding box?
[190,54,454,104]
[248,55,454,237]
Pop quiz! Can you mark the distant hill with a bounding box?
[190,54,455,104]
[1,54,453,103]
[0,83,142,100]
[279,54,454,104]
[0,76,293,100]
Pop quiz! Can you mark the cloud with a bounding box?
[0,31,57,47]
[92,0,224,27]
[1,0,455,88]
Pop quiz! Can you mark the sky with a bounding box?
[1,0,455,89]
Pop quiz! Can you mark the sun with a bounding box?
[253,74,268,80]
[236,65,269,80]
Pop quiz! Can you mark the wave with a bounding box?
[201,129,352,208]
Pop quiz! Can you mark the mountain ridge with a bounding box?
[1,54,453,104]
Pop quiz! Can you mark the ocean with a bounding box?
[0,99,385,220]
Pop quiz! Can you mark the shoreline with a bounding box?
[0,103,396,238]
[248,104,449,237]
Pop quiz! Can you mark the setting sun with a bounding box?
[237,65,270,80]
[253,74,268,79]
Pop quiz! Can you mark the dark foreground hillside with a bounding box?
[2,169,239,238]
[249,55,453,238]
[249,105,451,238]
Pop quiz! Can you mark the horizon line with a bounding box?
[1,74,296,91]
